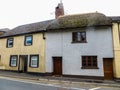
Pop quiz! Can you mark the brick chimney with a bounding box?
[55,2,64,19]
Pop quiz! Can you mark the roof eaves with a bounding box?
[46,24,112,31]
[0,29,46,38]
[109,16,120,22]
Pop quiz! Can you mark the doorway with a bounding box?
[53,57,62,76]
[18,55,28,73]
[103,58,113,80]
[0,55,1,64]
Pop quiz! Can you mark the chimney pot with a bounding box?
[55,2,64,19]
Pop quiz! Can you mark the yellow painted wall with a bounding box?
[112,23,120,78]
[0,33,46,73]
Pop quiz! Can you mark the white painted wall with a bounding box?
[46,27,113,76]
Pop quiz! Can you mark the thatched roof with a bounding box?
[0,20,53,38]
[110,16,120,22]
[47,12,111,30]
[0,12,112,38]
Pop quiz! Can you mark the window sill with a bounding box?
[6,47,13,48]
[29,66,39,68]
[24,44,32,46]
[71,41,87,44]
[10,65,17,67]
[81,67,99,69]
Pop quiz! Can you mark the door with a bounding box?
[18,55,28,73]
[103,58,113,80]
[23,56,28,72]
[53,57,62,76]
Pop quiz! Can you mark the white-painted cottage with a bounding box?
[45,12,114,80]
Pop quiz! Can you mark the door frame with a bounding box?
[18,55,28,73]
[52,57,62,76]
[103,58,114,80]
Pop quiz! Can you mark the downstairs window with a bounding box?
[82,56,98,69]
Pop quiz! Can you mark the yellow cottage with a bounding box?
[0,20,52,74]
[111,17,120,80]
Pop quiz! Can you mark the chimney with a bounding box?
[55,2,64,19]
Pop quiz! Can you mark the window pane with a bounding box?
[10,56,17,67]
[93,56,97,66]
[31,60,37,66]
[7,39,13,47]
[11,56,17,60]
[93,62,97,66]
[72,32,77,42]
[82,56,86,60]
[11,60,16,66]
[81,32,86,41]
[77,32,81,41]
[25,36,32,45]
[82,56,97,68]
[93,56,97,60]
[82,56,87,66]
[31,56,37,60]
[30,56,38,67]
[88,57,91,66]
[82,59,86,66]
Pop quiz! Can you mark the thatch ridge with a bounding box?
[47,12,111,30]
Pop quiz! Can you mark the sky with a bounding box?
[0,0,119,29]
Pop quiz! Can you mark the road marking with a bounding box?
[0,76,85,90]
[89,87,101,90]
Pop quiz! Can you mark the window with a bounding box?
[25,35,33,46]
[82,56,98,69]
[10,55,18,67]
[7,38,14,48]
[30,55,39,68]
[72,32,86,43]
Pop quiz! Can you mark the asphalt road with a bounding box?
[0,77,119,90]
[0,77,81,90]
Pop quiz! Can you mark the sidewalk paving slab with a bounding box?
[0,70,120,88]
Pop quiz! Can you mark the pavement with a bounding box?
[0,70,120,88]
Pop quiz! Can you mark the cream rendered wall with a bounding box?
[0,33,46,73]
[112,23,120,78]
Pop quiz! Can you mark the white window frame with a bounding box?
[30,55,39,68]
[10,55,17,67]
[7,38,13,48]
[25,35,32,46]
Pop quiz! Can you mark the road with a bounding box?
[0,77,119,90]
[0,77,82,90]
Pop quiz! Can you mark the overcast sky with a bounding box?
[0,0,119,29]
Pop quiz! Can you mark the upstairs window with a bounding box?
[72,32,86,43]
[82,56,98,69]
[10,55,18,67]
[24,35,33,46]
[7,38,14,48]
